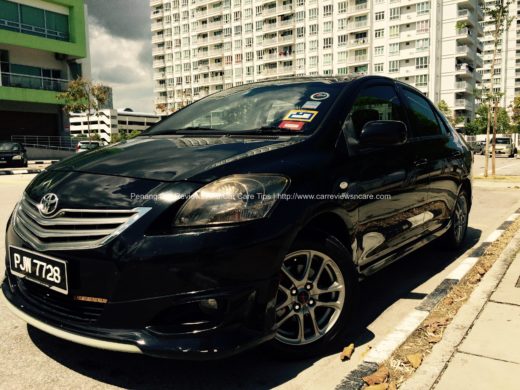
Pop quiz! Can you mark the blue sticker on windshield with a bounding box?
[284,110,318,122]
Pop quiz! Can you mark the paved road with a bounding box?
[1,175,520,389]
[473,154,520,177]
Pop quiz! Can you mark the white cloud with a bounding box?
[87,20,154,113]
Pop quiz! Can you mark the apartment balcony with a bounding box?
[151,9,164,19]
[348,55,368,65]
[152,46,165,55]
[207,6,223,17]
[457,0,475,10]
[153,59,165,68]
[150,0,163,6]
[262,36,278,47]
[456,28,475,44]
[1,72,69,92]
[208,35,224,43]
[263,22,278,32]
[454,98,472,110]
[455,64,474,78]
[279,34,294,43]
[456,45,474,59]
[454,81,472,92]
[153,71,166,80]
[152,34,165,44]
[349,38,369,47]
[349,2,369,17]
[279,19,294,27]
[154,84,167,92]
[151,22,163,32]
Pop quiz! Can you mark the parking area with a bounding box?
[473,154,520,177]
[1,174,520,389]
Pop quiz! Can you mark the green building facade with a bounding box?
[0,0,88,139]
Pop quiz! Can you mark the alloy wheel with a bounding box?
[453,194,468,244]
[275,250,346,346]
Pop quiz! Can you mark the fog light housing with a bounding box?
[199,298,219,313]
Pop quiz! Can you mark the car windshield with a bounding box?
[0,142,19,151]
[144,81,342,135]
[496,138,511,145]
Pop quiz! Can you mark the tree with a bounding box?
[483,0,514,177]
[58,78,109,142]
[510,96,520,131]
[466,105,511,135]
[437,100,454,125]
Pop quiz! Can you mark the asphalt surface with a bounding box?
[1,172,520,389]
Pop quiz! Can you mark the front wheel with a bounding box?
[270,231,359,358]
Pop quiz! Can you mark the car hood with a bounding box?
[50,135,302,182]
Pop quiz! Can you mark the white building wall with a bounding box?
[151,0,485,123]
[69,109,160,144]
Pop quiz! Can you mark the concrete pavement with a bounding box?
[433,251,520,390]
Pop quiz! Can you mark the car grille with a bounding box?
[17,279,105,324]
[13,194,151,251]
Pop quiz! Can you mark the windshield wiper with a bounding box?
[249,126,303,134]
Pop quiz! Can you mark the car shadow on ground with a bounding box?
[27,227,481,390]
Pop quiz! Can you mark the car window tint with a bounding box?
[402,89,441,137]
[347,85,403,140]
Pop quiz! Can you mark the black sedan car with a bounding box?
[2,76,472,359]
[0,142,28,167]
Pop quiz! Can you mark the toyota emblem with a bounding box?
[39,193,59,216]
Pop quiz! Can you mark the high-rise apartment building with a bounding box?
[478,0,519,113]
[0,0,90,140]
[150,0,484,126]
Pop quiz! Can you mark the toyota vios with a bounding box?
[2,76,472,359]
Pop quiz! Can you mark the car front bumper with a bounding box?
[3,215,294,359]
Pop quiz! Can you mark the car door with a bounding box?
[399,87,460,234]
[337,81,430,270]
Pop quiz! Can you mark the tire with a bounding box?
[440,190,469,250]
[269,230,359,359]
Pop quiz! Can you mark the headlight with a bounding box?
[12,155,22,160]
[175,175,289,226]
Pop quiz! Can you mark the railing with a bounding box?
[0,18,68,41]
[11,135,87,151]
[1,72,69,92]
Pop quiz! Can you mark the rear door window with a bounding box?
[402,89,441,138]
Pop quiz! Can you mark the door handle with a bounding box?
[413,158,428,167]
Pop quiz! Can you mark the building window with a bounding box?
[390,7,401,20]
[295,11,305,21]
[375,12,385,21]
[323,5,333,16]
[416,38,429,51]
[389,60,399,73]
[309,24,318,35]
[375,46,384,56]
[415,56,429,69]
[338,18,347,30]
[309,8,318,20]
[309,56,318,67]
[417,1,430,15]
[297,26,305,37]
[246,52,253,62]
[375,28,384,38]
[296,42,305,53]
[389,25,400,38]
[338,1,347,13]
[323,37,333,49]
[0,0,70,41]
[338,35,348,46]
[374,63,384,72]
[324,21,333,33]
[338,51,347,63]
[416,74,428,86]
[417,20,429,33]
[323,53,332,65]
[338,67,348,75]
[309,40,318,52]
[389,43,400,55]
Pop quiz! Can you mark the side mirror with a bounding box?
[359,120,407,147]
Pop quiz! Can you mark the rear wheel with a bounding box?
[440,190,469,249]
[270,231,358,358]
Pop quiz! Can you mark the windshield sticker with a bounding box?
[284,110,318,122]
[279,121,304,131]
[310,92,330,101]
[302,101,321,109]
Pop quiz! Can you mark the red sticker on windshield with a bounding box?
[279,121,304,131]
